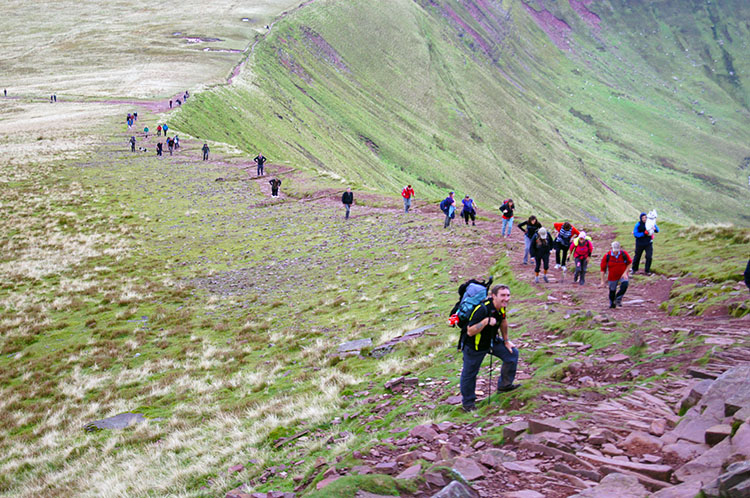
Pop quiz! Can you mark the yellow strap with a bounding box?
[470,300,492,350]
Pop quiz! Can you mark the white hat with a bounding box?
[579,231,587,239]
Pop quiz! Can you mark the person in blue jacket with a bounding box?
[440,192,456,228]
[632,212,659,274]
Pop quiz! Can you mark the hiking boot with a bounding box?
[554,264,560,269]
[579,280,585,286]
[543,275,549,283]
[561,266,566,272]
[616,298,623,307]
[522,261,528,265]
[534,276,540,283]
[610,301,616,309]
[497,384,521,393]
[462,404,477,413]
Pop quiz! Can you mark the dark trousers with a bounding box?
[203,151,208,161]
[573,257,588,283]
[257,164,264,176]
[632,244,653,273]
[131,143,135,152]
[534,252,550,273]
[608,279,629,305]
[271,187,279,196]
[555,246,569,266]
[344,203,351,219]
[460,340,519,408]
[462,211,476,225]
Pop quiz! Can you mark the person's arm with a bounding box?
[517,220,528,233]
[500,316,514,351]
[599,254,607,286]
[466,316,493,337]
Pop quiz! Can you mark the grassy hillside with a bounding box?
[172,0,750,224]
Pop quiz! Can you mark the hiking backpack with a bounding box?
[449,276,493,350]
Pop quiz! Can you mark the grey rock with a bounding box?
[570,472,649,497]
[431,480,479,498]
[337,338,372,353]
[84,413,146,431]
[705,424,732,446]
[451,457,486,481]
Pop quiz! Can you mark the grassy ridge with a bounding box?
[171,0,750,225]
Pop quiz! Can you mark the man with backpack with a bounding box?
[632,212,659,275]
[401,185,415,213]
[440,191,456,228]
[600,241,632,309]
[202,143,210,161]
[459,284,520,412]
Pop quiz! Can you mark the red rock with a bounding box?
[396,463,421,479]
[350,465,372,475]
[502,461,541,473]
[374,461,397,474]
[315,475,340,490]
[478,448,517,468]
[409,424,439,442]
[228,464,245,474]
[501,491,545,498]
[527,418,578,434]
[621,431,664,455]
[452,457,487,480]
[424,471,447,487]
[503,421,529,441]
[704,424,732,445]
[396,450,420,465]
[577,452,673,481]
[650,419,667,436]
[662,441,709,461]
[420,451,437,461]
[444,395,462,405]
[606,353,630,363]
[601,443,624,456]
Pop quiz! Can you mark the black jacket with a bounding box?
[518,220,542,239]
[254,155,267,165]
[530,232,553,259]
[342,191,353,205]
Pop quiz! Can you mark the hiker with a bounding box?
[169,100,173,109]
[174,135,180,149]
[144,126,149,139]
[202,143,209,161]
[440,191,456,228]
[570,231,593,285]
[600,241,632,308]
[499,199,515,237]
[3,89,6,97]
[133,112,138,121]
[518,215,542,265]
[176,99,181,106]
[269,178,282,197]
[157,125,162,137]
[401,184,415,213]
[156,142,163,156]
[553,222,579,272]
[163,124,169,136]
[53,94,57,102]
[632,212,659,275]
[254,153,267,176]
[184,90,189,100]
[342,187,354,220]
[461,195,477,226]
[129,136,136,152]
[167,137,174,155]
[530,227,554,283]
[460,284,520,412]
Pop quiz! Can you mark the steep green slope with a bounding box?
[172,0,750,224]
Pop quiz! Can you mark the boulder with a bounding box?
[500,491,545,498]
[674,438,732,483]
[569,472,649,497]
[503,421,529,441]
[396,463,421,480]
[704,460,750,498]
[451,457,486,481]
[424,471,448,488]
[478,448,517,468]
[337,338,372,353]
[705,424,732,446]
[83,412,145,431]
[527,418,578,434]
[373,462,397,474]
[431,480,479,498]
[703,366,750,415]
[650,419,667,437]
[621,431,664,455]
[410,424,439,442]
[669,409,721,444]
[663,441,709,461]
[651,481,703,498]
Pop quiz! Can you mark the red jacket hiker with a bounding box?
[600,250,632,281]
[553,222,580,238]
[570,237,593,260]
[402,186,415,199]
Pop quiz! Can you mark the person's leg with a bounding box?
[555,246,561,267]
[573,257,581,282]
[345,204,350,219]
[463,211,470,225]
[470,212,476,226]
[632,245,644,272]
[615,279,629,305]
[460,347,486,409]
[492,340,519,390]
[507,217,514,236]
[403,197,408,213]
[444,213,451,228]
[580,258,588,284]
[561,247,569,269]
[542,253,550,282]
[523,236,531,264]
[644,244,653,273]
[534,256,542,282]
[608,280,617,308]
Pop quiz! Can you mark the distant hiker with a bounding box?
[600,241,632,309]
[50,94,54,103]
[202,143,210,161]
[461,195,477,226]
[143,126,149,139]
[632,212,659,275]
[460,284,520,412]
[3,89,6,97]
[499,199,515,237]
[156,142,163,156]
[553,222,579,272]
[401,184,415,213]
[163,124,169,136]
[440,191,456,228]
[174,135,180,149]
[254,153,267,176]
[129,136,136,152]
[176,99,181,106]
[133,112,138,121]
[184,90,189,100]
[269,178,282,197]
[531,227,553,283]
[570,231,593,285]
[53,94,57,102]
[745,259,750,292]
[167,137,174,155]
[342,187,354,220]
[518,215,542,265]
[157,125,162,137]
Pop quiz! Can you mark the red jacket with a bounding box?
[402,186,415,199]
[600,250,632,281]
[570,237,593,259]
[553,223,580,237]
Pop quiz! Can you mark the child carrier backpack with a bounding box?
[449,276,493,350]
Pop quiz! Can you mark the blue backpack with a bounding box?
[449,277,493,349]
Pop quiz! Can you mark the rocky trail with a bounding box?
[96,114,750,498]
